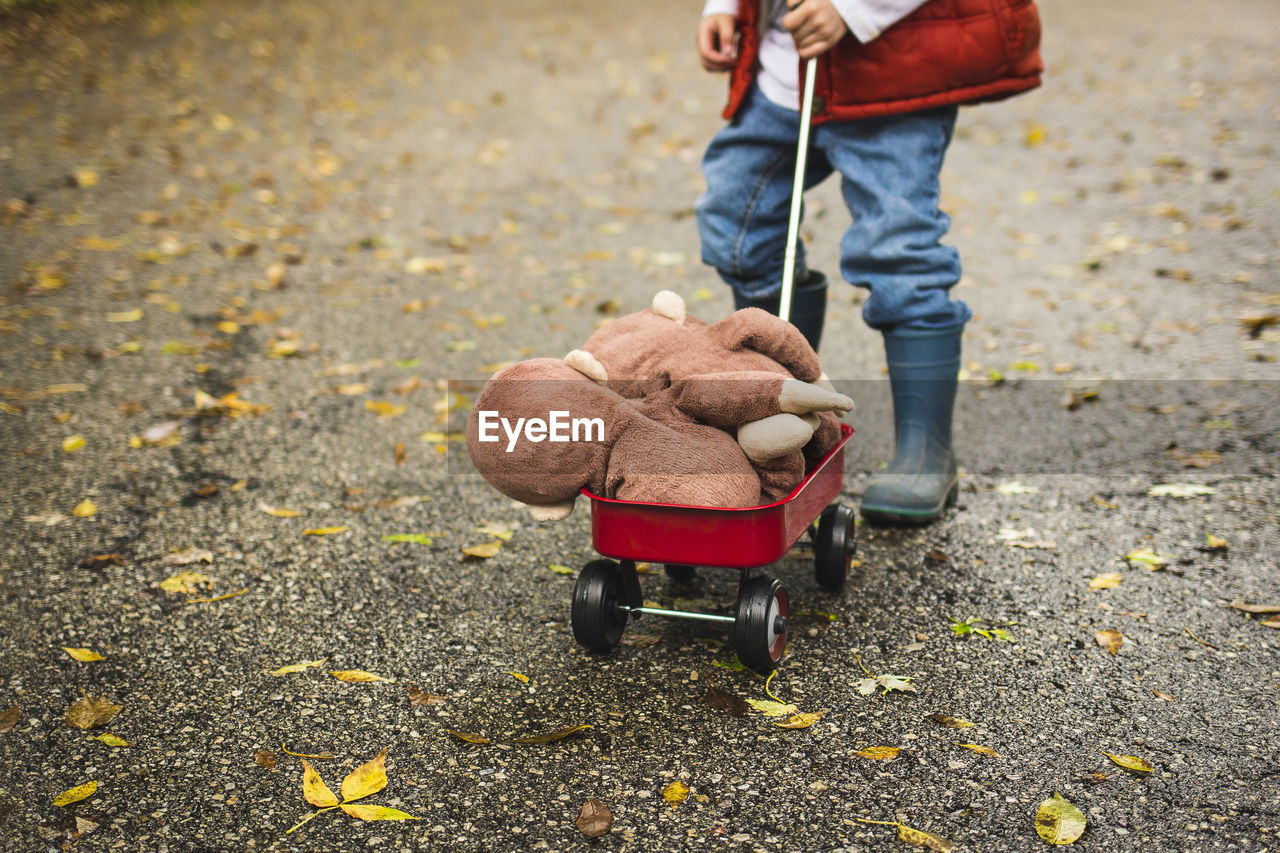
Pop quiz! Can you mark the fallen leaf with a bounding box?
[340,748,387,802]
[1101,751,1153,773]
[461,541,502,559]
[476,522,516,541]
[1125,547,1169,570]
[746,698,800,717]
[301,759,339,807]
[62,647,104,662]
[856,674,918,695]
[505,725,591,744]
[185,587,247,604]
[856,746,900,760]
[259,503,304,518]
[65,694,122,729]
[662,781,689,809]
[91,733,128,746]
[898,822,954,853]
[954,742,1002,758]
[775,710,827,729]
[0,704,18,734]
[162,547,213,566]
[53,781,97,807]
[270,659,328,676]
[382,533,433,546]
[1035,792,1086,845]
[255,750,278,768]
[330,670,392,684]
[1095,630,1123,655]
[1203,534,1228,551]
[1089,573,1124,590]
[406,685,448,707]
[303,526,349,536]
[1147,483,1215,498]
[701,686,750,716]
[62,434,85,453]
[159,571,211,593]
[926,714,975,729]
[1228,601,1280,615]
[365,400,406,418]
[106,308,143,323]
[1262,617,1280,629]
[1152,690,1175,702]
[576,798,614,839]
[340,804,419,822]
[373,496,431,509]
[446,730,492,744]
[996,481,1039,496]
[548,563,574,575]
[510,672,530,683]
[72,499,98,518]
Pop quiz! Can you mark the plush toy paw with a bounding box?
[777,378,854,416]
[563,349,608,383]
[737,413,815,461]
[528,500,575,522]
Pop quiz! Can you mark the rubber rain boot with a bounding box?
[733,270,828,352]
[859,323,963,525]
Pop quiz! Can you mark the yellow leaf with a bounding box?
[340,748,388,802]
[1089,573,1123,590]
[53,781,98,807]
[856,746,900,761]
[692,287,713,301]
[1101,751,1153,773]
[1024,124,1047,148]
[1035,792,1086,845]
[461,541,502,559]
[549,564,574,575]
[81,235,122,251]
[1204,534,1228,551]
[510,672,529,683]
[303,526,349,536]
[160,571,210,593]
[1125,547,1169,569]
[365,400,406,418]
[340,803,419,821]
[898,822,954,853]
[505,725,591,744]
[62,434,85,453]
[476,522,516,541]
[330,670,392,683]
[301,759,339,808]
[446,730,492,744]
[259,503,303,518]
[72,499,98,518]
[270,658,328,676]
[954,742,1002,758]
[775,710,826,729]
[746,699,799,717]
[662,781,689,809]
[1095,629,1123,655]
[405,256,449,274]
[185,588,246,604]
[91,733,129,746]
[62,647,104,662]
[106,308,143,323]
[74,167,99,187]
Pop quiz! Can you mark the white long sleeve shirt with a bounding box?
[701,0,928,110]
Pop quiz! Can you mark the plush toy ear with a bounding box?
[651,290,686,325]
[563,349,608,384]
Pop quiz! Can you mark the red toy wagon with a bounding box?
[569,424,856,674]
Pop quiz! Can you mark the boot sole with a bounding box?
[859,480,958,527]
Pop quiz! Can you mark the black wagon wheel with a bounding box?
[733,576,789,675]
[663,564,697,583]
[814,503,857,591]
[571,559,628,653]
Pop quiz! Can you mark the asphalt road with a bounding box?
[1,0,1277,850]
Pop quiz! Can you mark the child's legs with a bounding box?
[696,85,833,300]
[815,105,968,332]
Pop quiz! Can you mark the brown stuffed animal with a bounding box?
[564,290,848,470]
[465,357,809,519]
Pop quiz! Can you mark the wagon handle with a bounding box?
[778,56,817,325]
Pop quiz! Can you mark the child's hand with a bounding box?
[782,0,848,59]
[697,13,739,71]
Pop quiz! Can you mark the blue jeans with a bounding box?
[696,84,969,332]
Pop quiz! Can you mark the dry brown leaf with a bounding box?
[1095,629,1123,655]
[1229,601,1280,615]
[926,714,975,729]
[406,685,449,707]
[446,730,492,744]
[505,725,591,744]
[65,694,122,729]
[254,750,278,768]
[0,704,18,734]
[1152,690,1175,702]
[701,686,750,716]
[576,798,614,839]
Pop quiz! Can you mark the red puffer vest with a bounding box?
[725,0,1043,122]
